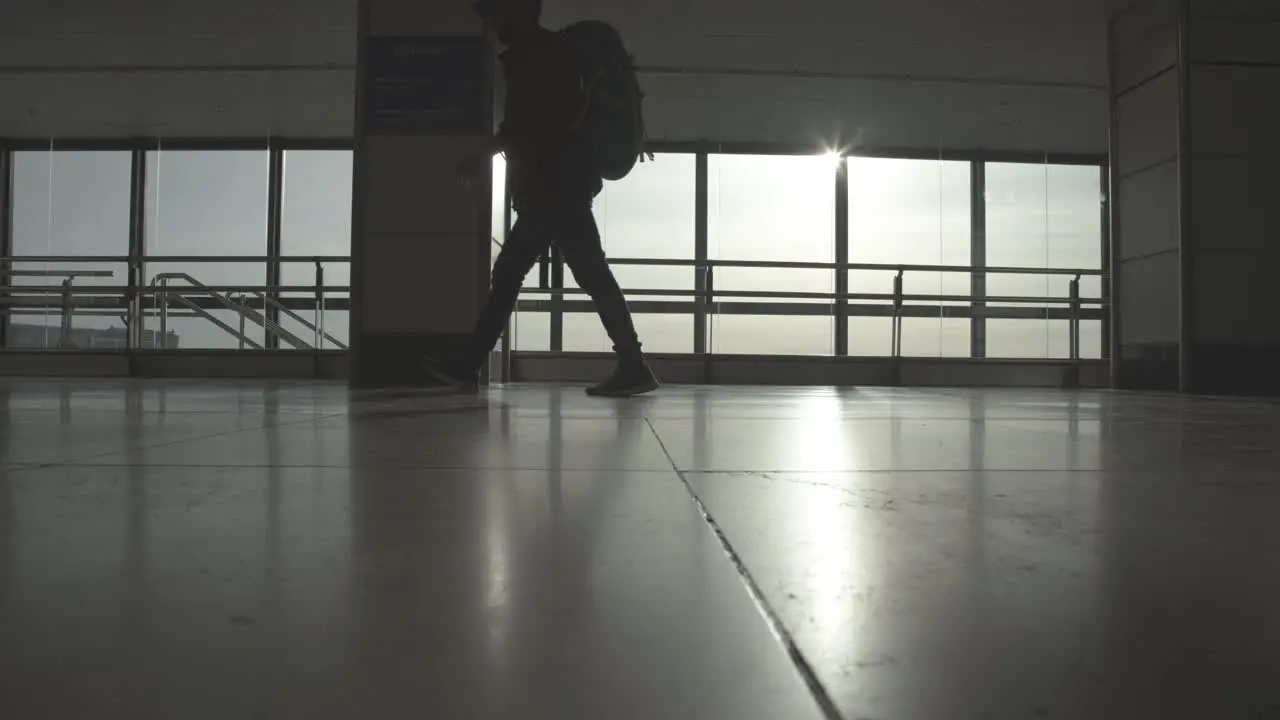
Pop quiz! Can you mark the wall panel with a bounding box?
[1117,252,1181,346]
[0,0,1122,150]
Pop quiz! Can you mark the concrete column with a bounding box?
[350,0,493,386]
[1183,0,1280,394]
[1109,0,1184,392]
[1109,0,1280,394]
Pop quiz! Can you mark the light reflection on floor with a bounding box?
[3,380,1280,719]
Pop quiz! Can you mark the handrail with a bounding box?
[601,258,1104,276]
[0,270,115,278]
[1,269,116,348]
[151,273,312,350]
[2,284,1105,307]
[5,272,115,348]
[514,287,1105,304]
[160,292,264,349]
[0,255,349,263]
[236,288,348,350]
[1,254,1106,358]
[1,285,351,293]
[0,253,1097,277]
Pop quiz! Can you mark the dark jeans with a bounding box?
[463,192,643,369]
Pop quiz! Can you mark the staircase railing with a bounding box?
[151,273,312,350]
[236,288,347,350]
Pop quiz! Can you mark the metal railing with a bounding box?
[1,256,350,351]
[517,257,1105,361]
[153,273,321,350]
[0,254,1104,360]
[0,268,116,348]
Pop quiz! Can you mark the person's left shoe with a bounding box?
[585,361,659,398]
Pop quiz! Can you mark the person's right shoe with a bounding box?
[421,356,481,393]
[585,361,659,398]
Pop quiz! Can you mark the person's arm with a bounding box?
[456,127,514,186]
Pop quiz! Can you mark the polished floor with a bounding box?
[3,380,1280,719]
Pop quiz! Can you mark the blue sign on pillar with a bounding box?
[364,36,487,135]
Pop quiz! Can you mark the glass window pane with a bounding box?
[560,154,697,353]
[986,162,1103,359]
[280,310,350,351]
[145,150,269,257]
[11,151,132,257]
[596,153,696,264]
[712,316,833,356]
[156,309,265,350]
[847,318,973,358]
[281,150,353,350]
[709,153,837,355]
[490,156,543,353]
[1047,165,1104,272]
[512,311,550,351]
[498,156,545,294]
[1079,320,1103,360]
[710,153,836,265]
[848,157,971,357]
[986,319,1103,360]
[7,151,132,348]
[563,312,693,354]
[281,150,351,284]
[848,318,893,356]
[492,154,509,251]
[143,149,269,350]
[986,319,1050,359]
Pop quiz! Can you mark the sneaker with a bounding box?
[421,357,480,392]
[586,362,659,398]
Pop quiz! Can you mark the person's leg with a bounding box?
[552,195,658,397]
[464,214,549,367]
[424,212,548,385]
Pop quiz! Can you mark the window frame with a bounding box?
[0,136,1106,361]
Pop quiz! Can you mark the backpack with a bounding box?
[561,21,653,182]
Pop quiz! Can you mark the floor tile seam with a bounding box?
[642,415,1110,422]
[45,412,351,466]
[34,464,1163,473]
[0,464,51,477]
[3,409,336,415]
[642,417,844,720]
[674,466,1112,473]
[45,462,682,472]
[680,468,1128,475]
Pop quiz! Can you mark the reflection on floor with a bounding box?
[3,380,1280,719]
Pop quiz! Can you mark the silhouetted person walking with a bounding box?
[426,0,658,397]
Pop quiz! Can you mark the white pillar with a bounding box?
[1109,0,1280,394]
[350,0,494,385]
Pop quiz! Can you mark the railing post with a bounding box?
[892,269,904,358]
[693,150,709,356]
[316,262,326,351]
[0,147,11,350]
[237,294,248,350]
[127,261,142,350]
[834,156,849,356]
[1069,274,1081,361]
[158,277,168,349]
[703,264,715,384]
[59,277,74,349]
[549,246,564,351]
[499,315,512,384]
[890,268,906,386]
